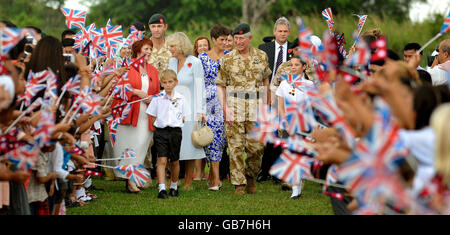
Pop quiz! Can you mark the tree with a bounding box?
[242,0,277,29]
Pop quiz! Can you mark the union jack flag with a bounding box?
[113,81,133,101]
[344,31,370,67]
[337,98,413,211]
[60,8,86,29]
[18,81,46,107]
[74,23,96,51]
[5,143,39,171]
[34,108,55,147]
[90,29,106,58]
[296,17,313,60]
[322,31,339,70]
[43,70,58,102]
[283,99,315,135]
[108,119,118,146]
[310,91,356,148]
[80,92,103,116]
[322,8,335,32]
[285,134,317,157]
[63,75,81,95]
[0,27,23,56]
[269,150,313,185]
[106,44,118,59]
[124,26,144,48]
[280,74,314,91]
[440,11,450,34]
[115,164,150,188]
[323,164,338,191]
[370,36,387,62]
[249,104,280,144]
[122,148,137,160]
[355,15,368,35]
[99,25,123,48]
[100,62,115,77]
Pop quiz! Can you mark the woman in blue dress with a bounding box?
[198,25,232,191]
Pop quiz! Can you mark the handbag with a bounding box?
[191,121,214,148]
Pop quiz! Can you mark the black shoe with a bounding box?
[158,190,169,199]
[256,173,271,182]
[290,192,302,200]
[272,177,282,185]
[169,188,179,197]
[291,192,302,200]
[281,183,292,191]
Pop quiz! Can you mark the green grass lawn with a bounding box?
[67,177,334,215]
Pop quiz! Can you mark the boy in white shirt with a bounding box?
[146,70,189,199]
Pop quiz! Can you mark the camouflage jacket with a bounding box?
[148,42,171,73]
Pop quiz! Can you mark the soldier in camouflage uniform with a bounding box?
[147,13,172,73]
[216,23,272,195]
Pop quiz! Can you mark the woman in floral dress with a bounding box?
[198,24,232,190]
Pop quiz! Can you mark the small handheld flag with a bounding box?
[60,8,86,29]
[322,8,335,32]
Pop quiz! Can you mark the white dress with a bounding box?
[113,74,153,174]
[169,55,206,160]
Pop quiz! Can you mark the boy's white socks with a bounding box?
[76,187,86,199]
[159,184,166,192]
[84,178,92,188]
[170,181,178,190]
[291,186,300,197]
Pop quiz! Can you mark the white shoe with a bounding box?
[78,195,92,202]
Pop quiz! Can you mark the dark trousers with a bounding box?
[219,145,230,180]
[259,143,283,177]
[326,184,352,215]
[93,124,106,173]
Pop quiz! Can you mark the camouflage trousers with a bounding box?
[225,121,265,186]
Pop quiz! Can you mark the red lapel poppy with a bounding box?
[288,49,293,54]
[187,62,192,68]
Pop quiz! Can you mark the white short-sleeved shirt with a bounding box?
[275,79,313,104]
[146,91,190,128]
[398,127,435,196]
[427,61,450,86]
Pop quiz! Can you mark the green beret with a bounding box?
[232,23,250,36]
[148,13,167,25]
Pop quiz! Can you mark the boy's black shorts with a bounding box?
[154,127,182,162]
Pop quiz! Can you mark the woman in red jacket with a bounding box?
[112,37,160,193]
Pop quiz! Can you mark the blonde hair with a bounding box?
[160,69,178,82]
[167,32,193,56]
[430,103,450,185]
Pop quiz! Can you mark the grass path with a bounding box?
[67,178,334,215]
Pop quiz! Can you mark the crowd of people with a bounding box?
[0,9,449,215]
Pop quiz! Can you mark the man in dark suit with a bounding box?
[257,17,294,184]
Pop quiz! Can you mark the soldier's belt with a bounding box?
[227,91,260,99]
